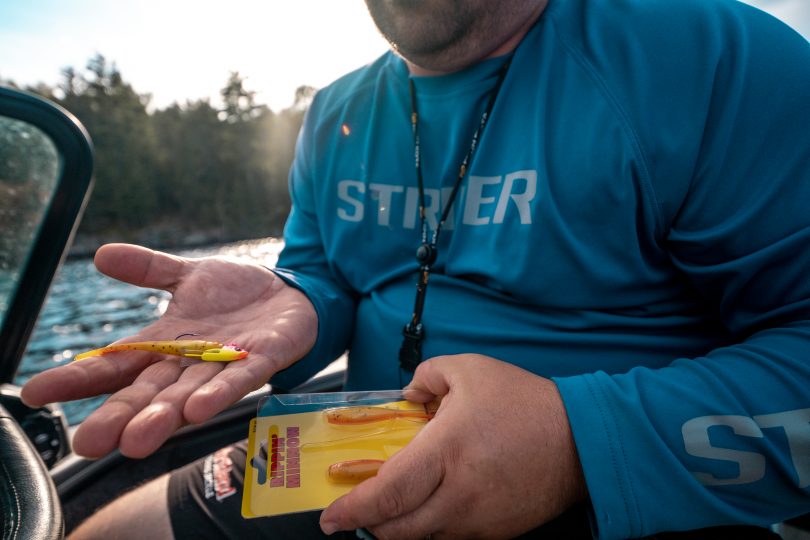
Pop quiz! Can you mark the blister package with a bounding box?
[241,391,436,518]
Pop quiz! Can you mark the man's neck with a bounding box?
[405,3,546,77]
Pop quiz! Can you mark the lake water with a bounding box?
[14,237,286,425]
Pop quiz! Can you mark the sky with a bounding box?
[0,0,390,111]
[0,0,807,112]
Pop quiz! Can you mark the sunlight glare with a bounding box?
[111,0,390,111]
[0,0,390,112]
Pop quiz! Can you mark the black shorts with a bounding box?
[167,440,359,539]
[167,441,781,540]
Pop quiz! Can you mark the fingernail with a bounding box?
[321,521,339,535]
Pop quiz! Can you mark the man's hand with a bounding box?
[20,243,317,459]
[320,354,587,539]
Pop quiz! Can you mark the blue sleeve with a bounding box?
[555,5,810,538]
[269,102,357,390]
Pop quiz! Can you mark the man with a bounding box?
[23,0,810,538]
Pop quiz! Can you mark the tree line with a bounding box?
[3,54,314,255]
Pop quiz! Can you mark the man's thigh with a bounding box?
[168,440,358,539]
[69,475,173,540]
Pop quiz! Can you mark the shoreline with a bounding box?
[67,227,284,259]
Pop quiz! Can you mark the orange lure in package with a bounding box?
[242,391,437,518]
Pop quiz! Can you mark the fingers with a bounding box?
[119,361,224,457]
[73,359,187,457]
[20,353,150,407]
[366,487,457,540]
[72,359,229,458]
[319,358,460,534]
[402,358,453,403]
[183,355,277,423]
[74,354,279,457]
[61,354,277,458]
[94,243,186,291]
[319,423,445,534]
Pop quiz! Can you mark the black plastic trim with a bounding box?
[0,86,94,382]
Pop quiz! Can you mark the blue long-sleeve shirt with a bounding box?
[273,0,810,536]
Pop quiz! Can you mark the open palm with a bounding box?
[21,243,317,458]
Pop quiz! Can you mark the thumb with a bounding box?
[402,356,455,402]
[94,243,187,292]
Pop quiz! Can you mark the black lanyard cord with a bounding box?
[399,55,513,374]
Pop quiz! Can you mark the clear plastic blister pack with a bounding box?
[242,391,436,518]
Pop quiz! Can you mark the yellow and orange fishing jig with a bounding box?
[74,339,249,362]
